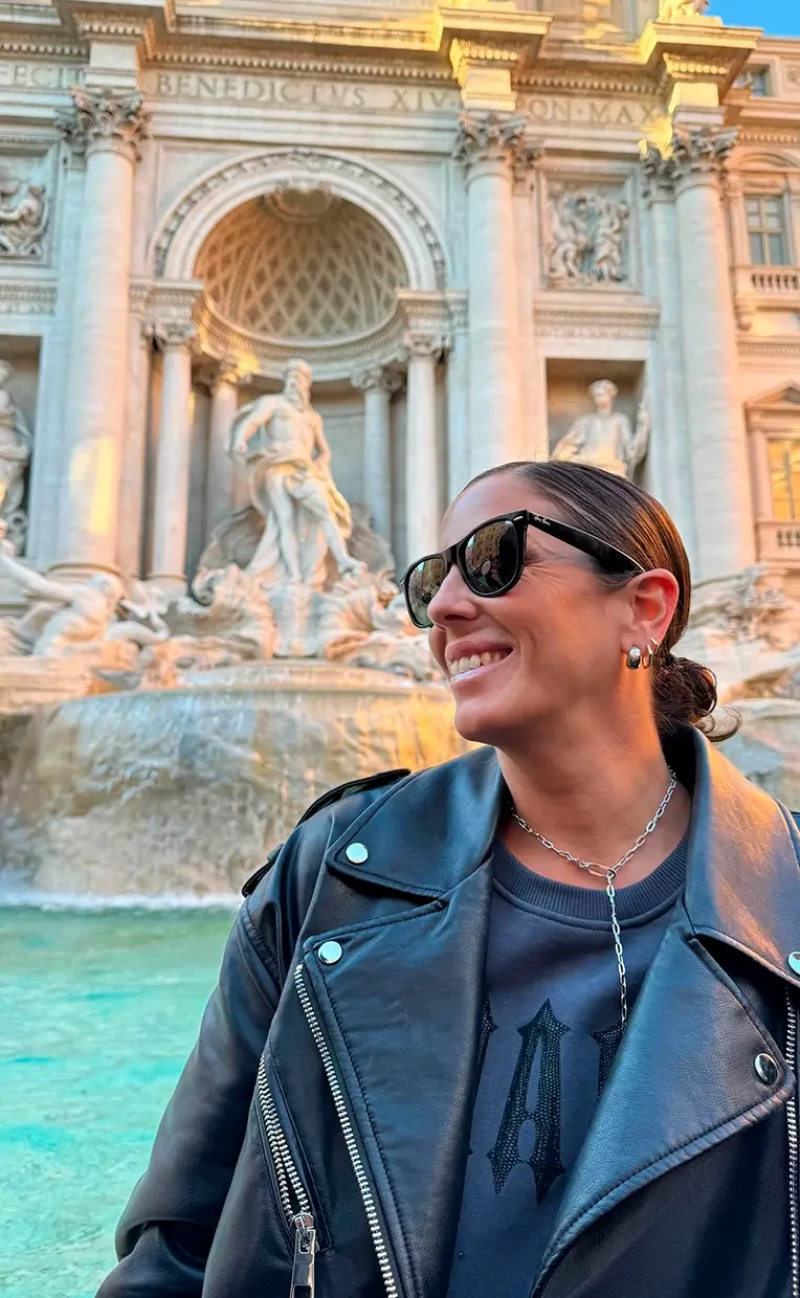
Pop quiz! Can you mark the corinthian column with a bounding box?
[149,324,195,593]
[670,125,755,581]
[454,113,537,477]
[53,88,149,575]
[352,367,401,541]
[405,333,443,565]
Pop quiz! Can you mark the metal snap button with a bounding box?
[345,842,369,865]
[788,952,800,975]
[317,940,343,966]
[754,1052,780,1085]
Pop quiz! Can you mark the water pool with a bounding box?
[0,907,235,1298]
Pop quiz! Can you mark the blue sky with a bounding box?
[715,0,800,35]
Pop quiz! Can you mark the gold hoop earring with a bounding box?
[625,646,642,670]
[641,638,659,670]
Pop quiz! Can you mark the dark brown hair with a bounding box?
[469,459,733,740]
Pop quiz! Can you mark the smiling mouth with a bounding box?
[447,650,511,684]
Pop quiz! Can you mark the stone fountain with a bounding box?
[0,359,466,902]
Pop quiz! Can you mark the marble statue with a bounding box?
[593,200,630,283]
[548,187,591,281]
[230,358,362,587]
[0,182,48,258]
[658,0,711,19]
[548,188,630,285]
[552,381,650,479]
[0,534,124,655]
[0,361,32,551]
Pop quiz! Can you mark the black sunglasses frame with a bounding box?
[402,510,646,630]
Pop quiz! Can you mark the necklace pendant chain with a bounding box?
[511,768,678,1034]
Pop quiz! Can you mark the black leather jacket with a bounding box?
[99,725,800,1298]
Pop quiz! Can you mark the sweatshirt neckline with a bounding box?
[492,833,688,923]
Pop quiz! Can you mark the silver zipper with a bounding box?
[256,1053,317,1296]
[294,961,401,1298]
[787,992,800,1298]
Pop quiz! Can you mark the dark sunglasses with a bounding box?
[402,510,645,630]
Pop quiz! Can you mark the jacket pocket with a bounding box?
[255,1048,330,1257]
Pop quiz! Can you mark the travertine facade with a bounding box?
[0,0,799,606]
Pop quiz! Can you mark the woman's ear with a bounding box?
[621,568,680,652]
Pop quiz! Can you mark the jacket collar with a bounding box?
[327,725,800,988]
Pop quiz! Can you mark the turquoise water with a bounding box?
[0,907,235,1298]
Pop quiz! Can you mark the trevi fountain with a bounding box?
[0,355,797,903]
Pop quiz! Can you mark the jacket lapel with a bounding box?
[302,863,494,1298]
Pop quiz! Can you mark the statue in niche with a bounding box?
[552,380,650,480]
[0,361,32,553]
[547,188,630,286]
[229,358,363,588]
[0,182,48,258]
[0,534,124,655]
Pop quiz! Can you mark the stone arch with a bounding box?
[150,148,448,292]
[738,150,800,172]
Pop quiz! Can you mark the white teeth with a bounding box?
[449,650,508,677]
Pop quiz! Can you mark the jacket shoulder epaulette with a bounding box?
[241,768,410,896]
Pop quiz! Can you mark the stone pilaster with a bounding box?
[445,294,470,501]
[351,367,402,543]
[454,113,539,478]
[404,332,445,566]
[51,88,149,576]
[668,125,755,580]
[639,144,695,559]
[148,322,196,593]
[118,314,154,578]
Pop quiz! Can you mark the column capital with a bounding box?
[57,88,149,164]
[669,124,738,193]
[403,330,449,360]
[453,112,540,180]
[196,360,247,392]
[351,366,403,395]
[639,142,677,204]
[154,320,196,350]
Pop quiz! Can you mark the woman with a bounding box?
[100,461,800,1298]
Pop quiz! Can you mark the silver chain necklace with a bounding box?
[511,768,678,1033]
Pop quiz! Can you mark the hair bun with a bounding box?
[653,653,732,738]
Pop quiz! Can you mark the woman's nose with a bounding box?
[427,563,479,625]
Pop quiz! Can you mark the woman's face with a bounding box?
[427,473,638,747]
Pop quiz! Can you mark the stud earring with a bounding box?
[625,646,642,670]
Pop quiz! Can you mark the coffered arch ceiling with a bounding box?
[195,187,409,346]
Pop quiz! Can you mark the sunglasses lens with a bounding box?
[463,519,519,594]
[405,556,447,629]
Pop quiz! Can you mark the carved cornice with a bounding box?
[449,38,527,89]
[71,13,156,58]
[453,111,539,177]
[57,88,150,163]
[533,298,659,340]
[145,45,452,80]
[0,281,58,315]
[0,38,85,58]
[661,52,738,89]
[515,66,660,98]
[669,124,738,191]
[738,126,800,146]
[177,14,433,52]
[403,330,448,359]
[737,338,800,358]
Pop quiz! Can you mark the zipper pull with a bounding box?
[289,1212,316,1298]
